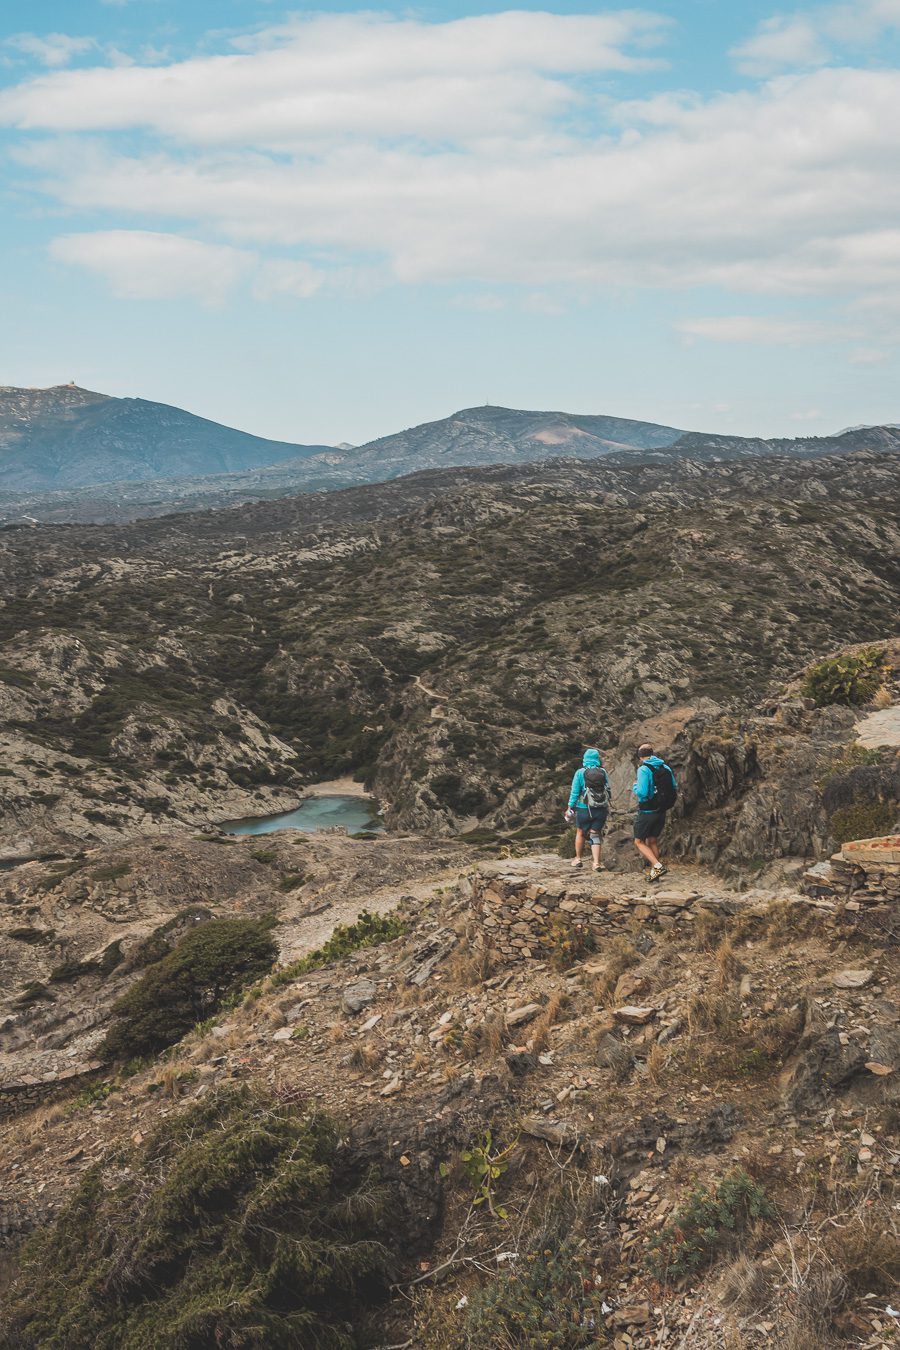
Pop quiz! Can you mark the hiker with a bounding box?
[564,748,610,872]
[632,743,677,882]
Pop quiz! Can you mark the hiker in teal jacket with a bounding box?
[632,744,676,882]
[565,749,609,872]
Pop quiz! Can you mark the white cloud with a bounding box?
[676,315,845,344]
[0,10,896,328]
[49,231,256,305]
[253,259,324,301]
[732,0,900,75]
[731,17,828,76]
[5,32,96,68]
[0,12,669,148]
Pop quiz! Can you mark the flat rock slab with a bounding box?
[831,969,873,989]
[841,835,900,864]
[615,1005,657,1024]
[855,705,900,750]
[506,1003,542,1028]
[651,890,699,906]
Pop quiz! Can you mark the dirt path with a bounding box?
[278,856,470,959]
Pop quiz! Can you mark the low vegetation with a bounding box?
[0,1088,396,1350]
[102,916,278,1060]
[270,910,406,989]
[801,646,886,707]
[646,1168,775,1282]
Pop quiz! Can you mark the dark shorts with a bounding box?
[634,810,666,841]
[575,806,608,842]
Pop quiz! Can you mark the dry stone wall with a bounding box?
[461,868,704,961]
[0,1063,100,1123]
[802,836,899,911]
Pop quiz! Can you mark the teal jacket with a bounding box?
[633,755,676,811]
[568,749,609,810]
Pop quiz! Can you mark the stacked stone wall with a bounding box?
[803,836,899,911]
[0,1064,100,1123]
[463,871,700,961]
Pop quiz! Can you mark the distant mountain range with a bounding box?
[1,384,899,524]
[0,384,331,491]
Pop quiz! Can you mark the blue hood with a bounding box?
[582,749,602,768]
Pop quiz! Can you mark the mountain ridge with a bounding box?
[0,384,332,491]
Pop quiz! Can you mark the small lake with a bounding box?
[220,793,383,837]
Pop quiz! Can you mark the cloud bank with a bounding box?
[1,8,898,330]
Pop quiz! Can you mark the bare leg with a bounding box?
[574,828,586,860]
[591,840,602,868]
[634,837,660,867]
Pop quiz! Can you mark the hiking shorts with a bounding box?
[634,809,666,841]
[575,806,608,844]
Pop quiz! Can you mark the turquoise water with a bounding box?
[221,793,383,837]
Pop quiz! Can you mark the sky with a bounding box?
[1,1,900,445]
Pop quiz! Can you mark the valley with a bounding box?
[0,439,896,1348]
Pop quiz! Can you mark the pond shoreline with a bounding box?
[218,783,383,838]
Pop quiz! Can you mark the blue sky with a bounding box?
[2,0,899,445]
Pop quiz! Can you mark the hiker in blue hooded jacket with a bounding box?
[632,742,677,882]
[564,749,610,872]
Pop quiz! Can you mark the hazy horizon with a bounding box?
[2,0,899,445]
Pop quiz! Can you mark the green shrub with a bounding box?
[556,826,577,858]
[278,870,307,892]
[103,916,278,1060]
[830,801,896,844]
[271,910,405,989]
[462,1240,608,1348]
[646,1168,774,1282]
[91,862,132,883]
[801,647,886,707]
[0,1088,395,1350]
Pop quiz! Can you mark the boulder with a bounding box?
[342,978,377,1014]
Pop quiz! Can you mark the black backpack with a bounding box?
[583,766,610,810]
[646,762,677,811]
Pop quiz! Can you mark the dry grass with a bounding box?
[737,1173,900,1346]
[348,1043,381,1072]
[691,908,727,951]
[528,992,568,1053]
[685,978,804,1081]
[719,1252,772,1315]
[327,1021,347,1044]
[443,934,496,990]
[398,982,426,1007]
[714,934,742,988]
[481,1013,507,1058]
[24,1101,67,1140]
[588,936,639,1006]
[645,1041,667,1084]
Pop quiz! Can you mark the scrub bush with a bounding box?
[0,1088,394,1350]
[102,916,277,1060]
[647,1169,774,1281]
[801,647,886,707]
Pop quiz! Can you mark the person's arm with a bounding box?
[633,763,651,804]
[568,770,583,809]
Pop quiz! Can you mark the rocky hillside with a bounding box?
[0,385,331,491]
[5,401,900,525]
[0,821,896,1348]
[0,449,897,866]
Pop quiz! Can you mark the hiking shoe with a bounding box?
[570,858,583,870]
[648,864,665,883]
